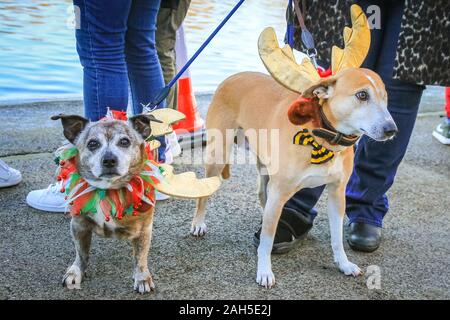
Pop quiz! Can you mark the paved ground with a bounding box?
[0,88,449,300]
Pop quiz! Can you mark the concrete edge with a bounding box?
[0,91,216,108]
[0,88,443,115]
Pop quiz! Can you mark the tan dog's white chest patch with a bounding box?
[297,155,345,188]
[327,154,345,178]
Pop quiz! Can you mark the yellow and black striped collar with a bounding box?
[293,129,334,164]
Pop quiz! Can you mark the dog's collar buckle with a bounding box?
[311,128,359,147]
[331,132,343,144]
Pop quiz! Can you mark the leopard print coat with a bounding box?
[291,0,450,86]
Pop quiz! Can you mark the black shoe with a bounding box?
[253,207,314,254]
[347,222,382,253]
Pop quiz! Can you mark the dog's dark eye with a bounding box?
[118,137,131,148]
[355,90,369,101]
[87,139,100,151]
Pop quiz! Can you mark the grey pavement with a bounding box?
[0,87,449,300]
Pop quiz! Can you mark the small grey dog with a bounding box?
[52,113,161,294]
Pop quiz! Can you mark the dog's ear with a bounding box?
[51,114,89,143]
[129,114,163,139]
[302,76,336,99]
[287,98,322,127]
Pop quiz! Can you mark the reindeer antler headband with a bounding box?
[258,4,370,94]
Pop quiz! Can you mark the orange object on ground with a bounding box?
[173,77,204,133]
[172,24,205,140]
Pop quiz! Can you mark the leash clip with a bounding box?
[306,48,318,69]
[293,0,318,69]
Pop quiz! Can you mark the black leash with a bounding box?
[145,0,246,111]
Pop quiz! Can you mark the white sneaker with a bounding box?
[26,180,67,212]
[0,160,22,188]
[155,190,170,201]
[432,119,450,145]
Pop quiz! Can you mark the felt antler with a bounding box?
[154,164,221,199]
[331,4,371,74]
[258,27,320,94]
[144,108,186,137]
[258,5,370,94]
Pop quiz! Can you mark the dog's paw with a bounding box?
[133,270,155,294]
[256,270,275,288]
[190,223,207,237]
[62,265,83,290]
[337,260,362,277]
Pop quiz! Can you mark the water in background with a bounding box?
[0,0,288,102]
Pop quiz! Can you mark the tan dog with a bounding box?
[191,5,397,288]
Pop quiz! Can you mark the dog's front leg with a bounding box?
[256,182,287,288]
[63,218,93,289]
[327,183,362,276]
[131,223,155,294]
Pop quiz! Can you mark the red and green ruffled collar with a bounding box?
[55,144,165,221]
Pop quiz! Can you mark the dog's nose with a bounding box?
[383,122,398,138]
[102,153,117,168]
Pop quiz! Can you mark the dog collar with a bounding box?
[55,144,162,221]
[312,107,360,147]
[293,129,334,164]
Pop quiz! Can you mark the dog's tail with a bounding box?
[221,164,231,180]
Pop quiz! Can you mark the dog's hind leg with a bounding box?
[63,218,93,290]
[191,199,209,237]
[191,108,237,237]
[256,158,269,208]
[327,182,362,276]
[131,218,155,294]
[191,162,229,237]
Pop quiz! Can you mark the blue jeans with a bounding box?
[74,0,166,159]
[286,0,425,227]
